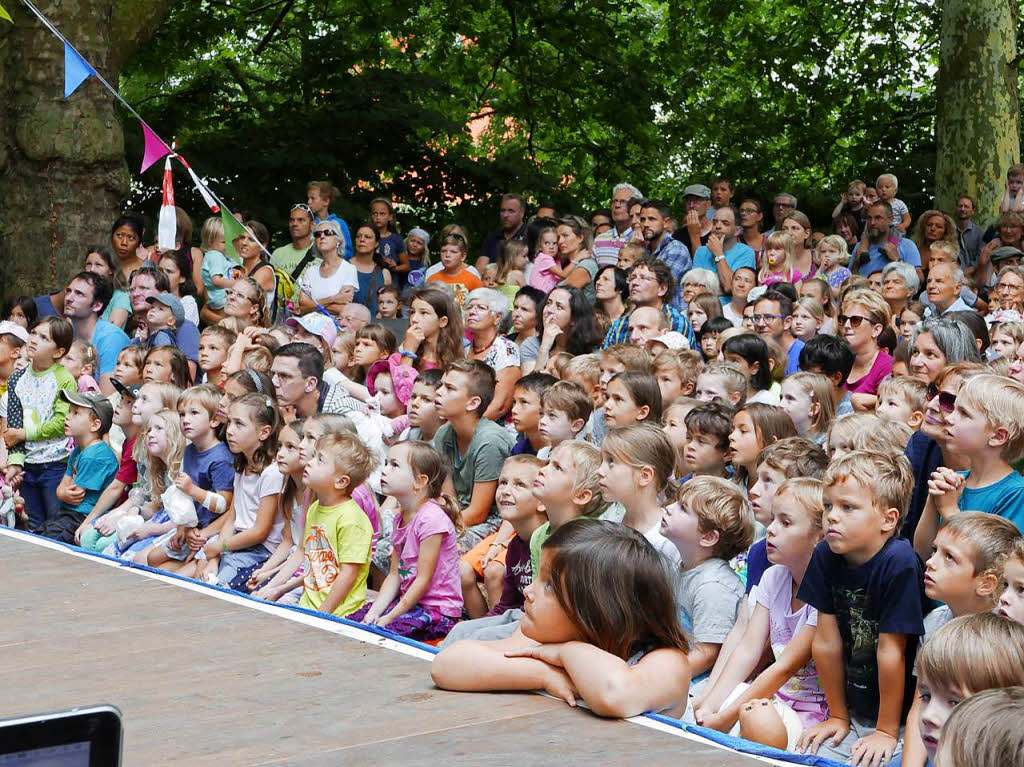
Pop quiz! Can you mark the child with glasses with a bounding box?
[914,374,1024,559]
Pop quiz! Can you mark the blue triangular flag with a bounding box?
[64,42,95,98]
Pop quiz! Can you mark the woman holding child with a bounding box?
[554,217,599,304]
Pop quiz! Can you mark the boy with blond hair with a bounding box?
[908,614,1024,767]
[797,451,926,765]
[898,516,1022,766]
[915,374,1024,560]
[300,432,376,617]
[827,413,913,460]
[653,348,701,403]
[876,173,911,237]
[876,376,927,431]
[661,476,755,675]
[528,441,622,572]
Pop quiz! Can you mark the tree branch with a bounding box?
[108,0,179,71]
[253,0,296,56]
[223,58,260,105]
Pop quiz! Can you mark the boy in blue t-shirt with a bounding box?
[44,391,119,543]
[797,451,927,765]
[914,374,1024,561]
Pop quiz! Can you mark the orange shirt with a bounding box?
[427,268,483,307]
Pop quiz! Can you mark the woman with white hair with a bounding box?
[680,268,721,307]
[881,261,920,333]
[296,218,360,316]
[465,287,521,420]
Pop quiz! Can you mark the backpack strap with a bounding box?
[290,246,318,281]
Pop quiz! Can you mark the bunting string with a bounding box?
[14,0,341,327]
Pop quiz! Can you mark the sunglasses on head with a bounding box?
[926,383,957,414]
[291,203,313,215]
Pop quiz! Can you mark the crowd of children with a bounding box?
[5,172,1024,766]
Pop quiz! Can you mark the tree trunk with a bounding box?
[934,0,1020,224]
[0,0,175,297]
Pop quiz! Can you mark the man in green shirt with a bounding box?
[272,203,315,278]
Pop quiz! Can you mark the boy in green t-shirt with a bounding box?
[299,432,375,617]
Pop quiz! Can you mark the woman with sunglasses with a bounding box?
[295,219,359,317]
[903,362,985,542]
[838,288,893,409]
[908,316,982,384]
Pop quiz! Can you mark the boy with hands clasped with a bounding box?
[914,374,1024,560]
[796,451,927,766]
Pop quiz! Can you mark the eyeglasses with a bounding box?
[313,230,336,238]
[225,288,255,302]
[926,383,957,414]
[838,314,872,328]
[752,313,784,323]
[739,206,759,214]
[997,281,1023,291]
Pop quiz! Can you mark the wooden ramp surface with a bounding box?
[0,532,765,766]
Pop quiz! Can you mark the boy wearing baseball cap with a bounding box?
[43,391,119,543]
[132,293,184,349]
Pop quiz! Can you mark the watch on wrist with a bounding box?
[714,254,726,264]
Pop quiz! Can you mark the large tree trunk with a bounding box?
[934,0,1020,224]
[0,0,175,297]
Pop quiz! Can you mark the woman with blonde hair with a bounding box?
[911,209,957,271]
[839,288,892,407]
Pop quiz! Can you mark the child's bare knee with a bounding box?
[738,699,787,750]
[459,559,478,587]
[483,561,504,588]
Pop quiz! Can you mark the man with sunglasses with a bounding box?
[752,290,803,375]
[271,203,316,278]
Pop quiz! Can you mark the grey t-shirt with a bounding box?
[433,417,514,522]
[677,557,744,644]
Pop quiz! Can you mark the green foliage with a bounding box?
[120,0,944,241]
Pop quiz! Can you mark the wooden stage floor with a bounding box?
[0,531,767,766]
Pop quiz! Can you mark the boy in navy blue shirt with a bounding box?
[797,451,927,766]
[45,392,119,543]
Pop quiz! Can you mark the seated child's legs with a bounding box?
[737,698,793,751]
[483,560,505,605]
[351,600,457,642]
[440,609,523,647]
[80,526,117,553]
[217,545,271,592]
[459,532,509,617]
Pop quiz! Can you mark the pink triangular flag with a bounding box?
[140,121,171,173]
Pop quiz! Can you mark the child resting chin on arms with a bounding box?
[431,519,691,719]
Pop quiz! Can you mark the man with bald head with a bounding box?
[628,306,668,346]
[339,303,371,333]
[603,257,695,348]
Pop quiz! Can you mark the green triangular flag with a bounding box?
[0,4,12,22]
[221,207,248,260]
